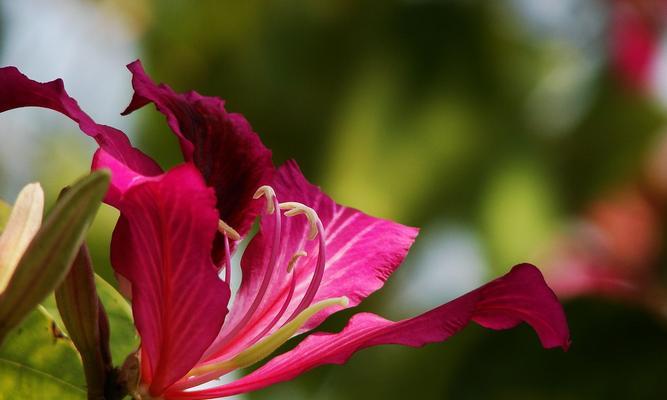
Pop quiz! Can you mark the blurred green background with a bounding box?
[1,0,667,398]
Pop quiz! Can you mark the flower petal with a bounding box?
[174,264,569,399]
[0,66,162,182]
[211,160,418,361]
[111,164,230,396]
[122,61,274,237]
[92,148,154,208]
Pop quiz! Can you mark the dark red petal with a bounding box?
[122,61,274,238]
[173,264,569,399]
[0,66,161,178]
[111,164,230,396]
[210,161,418,361]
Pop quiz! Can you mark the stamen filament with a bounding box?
[285,219,327,322]
[247,263,298,346]
[222,233,232,284]
[182,296,349,388]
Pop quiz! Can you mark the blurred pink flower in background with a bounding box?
[610,0,667,91]
[544,133,667,319]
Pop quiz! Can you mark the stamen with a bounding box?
[287,250,307,273]
[253,185,276,214]
[203,187,281,359]
[183,296,349,387]
[217,219,240,241]
[279,202,319,240]
[278,205,327,322]
[223,250,306,365]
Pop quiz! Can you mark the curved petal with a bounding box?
[122,61,274,238]
[173,264,569,399]
[212,160,418,360]
[111,164,230,396]
[92,149,155,208]
[0,66,162,183]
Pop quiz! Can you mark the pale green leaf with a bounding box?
[0,306,85,399]
[40,295,65,334]
[0,183,44,293]
[0,200,10,231]
[43,275,137,368]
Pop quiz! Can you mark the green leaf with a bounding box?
[42,274,137,367]
[0,306,85,399]
[0,171,110,344]
[95,275,138,365]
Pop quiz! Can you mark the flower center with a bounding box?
[177,185,345,390]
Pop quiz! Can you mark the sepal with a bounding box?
[56,243,113,399]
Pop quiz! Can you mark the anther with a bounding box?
[279,202,320,240]
[218,219,240,241]
[287,250,307,273]
[253,185,277,214]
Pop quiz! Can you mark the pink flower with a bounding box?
[0,62,570,399]
[609,0,667,91]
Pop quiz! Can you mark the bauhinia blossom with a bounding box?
[0,62,570,399]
